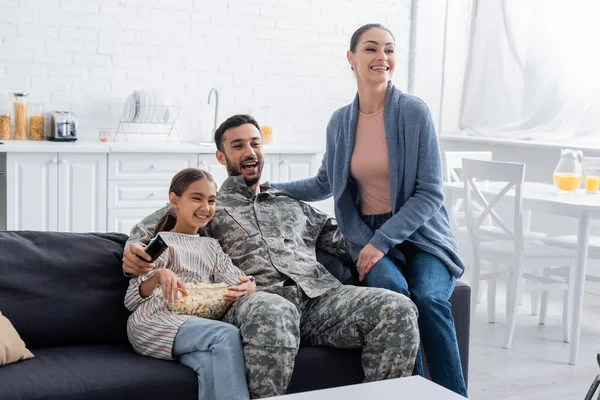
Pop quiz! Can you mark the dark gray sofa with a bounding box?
[0,231,470,399]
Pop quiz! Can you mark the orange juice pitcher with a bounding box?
[553,148,584,192]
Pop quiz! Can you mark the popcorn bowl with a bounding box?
[168,273,243,320]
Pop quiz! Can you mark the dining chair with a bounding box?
[443,151,493,230]
[443,151,493,289]
[444,151,493,182]
[463,158,576,349]
[444,151,547,313]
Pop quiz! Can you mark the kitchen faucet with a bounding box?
[208,88,219,135]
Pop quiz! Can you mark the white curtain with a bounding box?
[459,0,600,141]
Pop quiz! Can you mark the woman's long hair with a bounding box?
[154,168,216,235]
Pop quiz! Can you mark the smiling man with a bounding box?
[214,117,264,190]
[122,114,420,399]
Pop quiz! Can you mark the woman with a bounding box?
[272,24,467,396]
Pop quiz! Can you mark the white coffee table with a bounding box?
[269,376,467,399]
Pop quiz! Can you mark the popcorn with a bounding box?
[168,282,230,320]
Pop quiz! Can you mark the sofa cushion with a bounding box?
[0,344,365,400]
[0,232,130,348]
[315,249,357,285]
[0,344,197,400]
[0,311,34,366]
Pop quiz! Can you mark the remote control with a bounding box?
[140,235,169,262]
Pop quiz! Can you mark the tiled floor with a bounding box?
[467,281,600,399]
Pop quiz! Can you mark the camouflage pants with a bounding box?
[297,285,420,382]
[224,285,420,399]
[223,291,300,399]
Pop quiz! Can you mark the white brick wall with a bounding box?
[0,0,412,145]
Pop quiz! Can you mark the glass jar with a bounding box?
[0,114,10,140]
[98,129,111,143]
[259,106,274,146]
[13,92,29,140]
[260,125,273,145]
[553,148,584,192]
[28,103,45,141]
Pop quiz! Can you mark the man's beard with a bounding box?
[224,155,263,187]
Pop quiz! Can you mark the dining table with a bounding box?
[444,180,600,365]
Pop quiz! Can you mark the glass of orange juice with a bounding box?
[586,167,600,194]
[260,125,273,145]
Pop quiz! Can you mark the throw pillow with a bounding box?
[0,311,34,366]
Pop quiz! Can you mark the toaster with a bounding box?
[48,111,77,142]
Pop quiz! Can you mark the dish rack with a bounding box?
[113,104,182,143]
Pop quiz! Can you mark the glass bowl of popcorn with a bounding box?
[168,273,242,320]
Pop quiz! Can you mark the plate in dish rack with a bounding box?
[131,90,141,122]
[138,88,151,122]
[152,89,166,123]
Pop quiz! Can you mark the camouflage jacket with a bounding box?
[126,175,350,298]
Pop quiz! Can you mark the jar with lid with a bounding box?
[0,102,10,140]
[28,103,45,141]
[13,92,29,140]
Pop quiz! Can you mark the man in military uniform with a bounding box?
[122,115,419,399]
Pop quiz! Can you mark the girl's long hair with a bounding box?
[154,168,216,235]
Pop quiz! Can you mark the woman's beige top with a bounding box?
[349,108,392,215]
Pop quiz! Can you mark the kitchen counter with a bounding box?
[439,135,600,152]
[0,140,109,153]
[0,140,323,154]
[108,142,210,153]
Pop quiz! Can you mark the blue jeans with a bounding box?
[360,213,468,397]
[173,317,250,400]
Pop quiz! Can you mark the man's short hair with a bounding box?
[214,114,261,152]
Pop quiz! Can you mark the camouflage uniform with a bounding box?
[127,175,420,399]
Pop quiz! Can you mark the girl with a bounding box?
[125,168,255,400]
[271,24,467,396]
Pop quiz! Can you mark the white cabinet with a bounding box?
[197,156,228,190]
[195,154,300,189]
[7,153,58,231]
[196,153,319,188]
[5,148,327,235]
[109,153,197,181]
[261,158,279,184]
[58,154,107,232]
[108,208,159,238]
[275,153,334,216]
[107,152,197,234]
[277,154,318,182]
[7,152,107,232]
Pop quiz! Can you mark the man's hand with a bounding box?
[123,243,155,276]
[356,243,385,282]
[158,270,187,304]
[223,276,256,304]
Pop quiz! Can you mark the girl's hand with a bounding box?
[158,269,187,304]
[223,276,256,305]
[356,243,385,282]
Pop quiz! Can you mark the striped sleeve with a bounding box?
[213,240,245,284]
[124,270,157,311]
[124,250,170,311]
